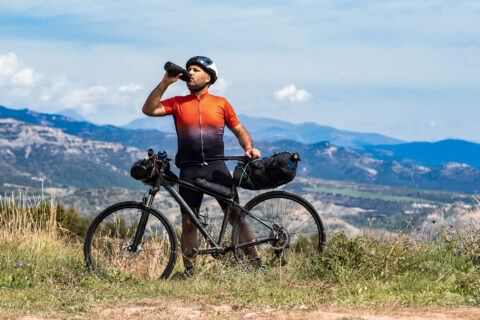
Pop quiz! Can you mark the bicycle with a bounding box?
[83,149,326,280]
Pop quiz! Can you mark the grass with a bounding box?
[1,191,479,318]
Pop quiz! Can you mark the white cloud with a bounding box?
[209,78,228,95]
[118,83,143,92]
[0,52,147,123]
[0,52,40,87]
[274,84,312,103]
[61,85,109,114]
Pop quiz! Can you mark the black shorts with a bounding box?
[179,161,239,213]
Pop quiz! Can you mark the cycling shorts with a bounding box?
[179,161,239,214]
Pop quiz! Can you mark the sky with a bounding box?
[0,0,479,142]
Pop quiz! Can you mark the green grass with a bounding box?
[306,187,438,203]
[1,193,479,318]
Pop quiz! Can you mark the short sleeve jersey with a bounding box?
[161,91,240,168]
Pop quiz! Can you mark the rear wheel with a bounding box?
[231,191,325,273]
[84,201,178,280]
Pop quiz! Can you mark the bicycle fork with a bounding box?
[127,190,156,252]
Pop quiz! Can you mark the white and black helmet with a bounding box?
[186,56,218,85]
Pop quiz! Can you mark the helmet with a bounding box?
[186,56,218,85]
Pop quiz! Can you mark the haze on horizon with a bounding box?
[0,0,479,143]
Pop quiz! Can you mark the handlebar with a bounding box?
[146,149,250,163]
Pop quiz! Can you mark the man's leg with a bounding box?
[180,211,199,268]
[179,166,204,270]
[226,206,259,259]
[210,161,260,260]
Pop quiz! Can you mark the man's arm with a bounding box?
[230,124,261,159]
[142,72,182,117]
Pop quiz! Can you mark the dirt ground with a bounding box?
[9,299,480,320]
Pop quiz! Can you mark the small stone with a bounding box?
[299,305,308,310]
[244,312,259,318]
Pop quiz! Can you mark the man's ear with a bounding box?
[205,73,211,83]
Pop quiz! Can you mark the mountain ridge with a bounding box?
[123,113,404,147]
[1,117,479,194]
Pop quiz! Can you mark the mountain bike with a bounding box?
[83,149,326,280]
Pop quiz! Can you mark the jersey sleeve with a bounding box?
[224,99,240,129]
[160,96,177,115]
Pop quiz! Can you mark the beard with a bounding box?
[187,83,206,92]
[187,79,209,92]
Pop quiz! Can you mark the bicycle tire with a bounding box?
[84,201,178,280]
[231,191,326,272]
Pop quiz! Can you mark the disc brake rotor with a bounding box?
[269,224,290,250]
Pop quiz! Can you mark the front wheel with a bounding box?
[84,201,178,280]
[231,191,326,273]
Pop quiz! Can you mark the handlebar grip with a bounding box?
[164,62,191,82]
[220,156,250,162]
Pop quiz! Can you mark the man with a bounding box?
[142,56,261,276]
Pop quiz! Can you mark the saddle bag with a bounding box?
[233,151,300,190]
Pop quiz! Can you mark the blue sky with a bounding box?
[0,0,479,142]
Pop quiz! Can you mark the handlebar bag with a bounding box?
[130,159,158,186]
[233,151,300,190]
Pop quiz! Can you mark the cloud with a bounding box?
[274,84,312,103]
[209,78,228,95]
[118,83,143,92]
[0,52,40,87]
[0,52,146,124]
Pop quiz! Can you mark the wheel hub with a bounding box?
[269,224,290,250]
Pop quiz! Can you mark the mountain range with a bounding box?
[2,105,480,169]
[123,113,404,147]
[357,140,480,169]
[1,105,480,194]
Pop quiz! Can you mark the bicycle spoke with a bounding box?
[85,202,177,280]
[231,191,325,273]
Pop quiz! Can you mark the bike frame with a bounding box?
[131,158,275,257]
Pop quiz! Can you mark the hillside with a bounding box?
[0,118,143,189]
[1,118,480,194]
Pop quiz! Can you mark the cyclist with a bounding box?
[142,56,262,276]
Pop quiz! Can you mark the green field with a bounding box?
[306,187,439,204]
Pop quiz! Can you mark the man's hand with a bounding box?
[162,71,183,85]
[245,148,261,160]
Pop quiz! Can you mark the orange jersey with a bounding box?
[161,91,240,167]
